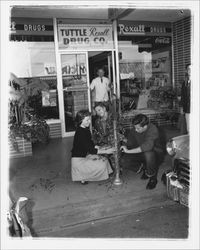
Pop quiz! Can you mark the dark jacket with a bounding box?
[71,127,97,157]
[126,123,163,153]
[181,78,191,113]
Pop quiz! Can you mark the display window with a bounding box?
[118,21,173,111]
[9,42,59,120]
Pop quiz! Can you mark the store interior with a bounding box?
[118,35,172,111]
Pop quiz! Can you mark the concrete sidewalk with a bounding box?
[46,203,188,238]
[9,126,187,237]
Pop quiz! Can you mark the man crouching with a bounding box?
[120,114,164,190]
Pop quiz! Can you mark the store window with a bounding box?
[118,21,173,110]
[9,42,59,120]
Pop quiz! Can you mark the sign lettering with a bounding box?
[62,64,86,75]
[58,24,113,49]
[118,22,172,36]
[155,37,170,44]
[10,18,54,39]
[24,24,46,32]
[150,26,166,34]
[119,24,145,35]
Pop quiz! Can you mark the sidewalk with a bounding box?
[9,126,184,237]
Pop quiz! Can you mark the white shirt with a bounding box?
[90,76,110,102]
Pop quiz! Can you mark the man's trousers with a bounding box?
[120,150,164,178]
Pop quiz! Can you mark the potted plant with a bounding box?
[9,73,50,157]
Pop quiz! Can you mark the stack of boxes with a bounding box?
[72,91,88,116]
[9,137,32,158]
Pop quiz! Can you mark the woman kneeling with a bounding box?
[71,109,114,184]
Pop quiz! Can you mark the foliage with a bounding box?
[27,92,43,117]
[92,113,125,147]
[9,112,50,151]
[9,73,50,151]
[149,87,176,101]
[148,86,177,109]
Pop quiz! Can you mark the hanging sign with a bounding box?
[58,24,114,49]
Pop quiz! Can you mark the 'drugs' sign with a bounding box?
[58,24,114,49]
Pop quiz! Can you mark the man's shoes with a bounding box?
[140,171,149,180]
[146,178,158,190]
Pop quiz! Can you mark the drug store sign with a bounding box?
[58,24,114,49]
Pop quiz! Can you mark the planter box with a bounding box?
[9,137,32,158]
[46,119,62,138]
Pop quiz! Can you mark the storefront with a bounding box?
[118,21,172,100]
[9,12,189,138]
[117,21,178,129]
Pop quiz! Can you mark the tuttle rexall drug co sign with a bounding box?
[58,24,114,49]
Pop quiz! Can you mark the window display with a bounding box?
[118,21,173,111]
[9,42,59,120]
[118,41,172,110]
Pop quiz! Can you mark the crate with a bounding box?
[9,137,32,158]
[46,120,62,138]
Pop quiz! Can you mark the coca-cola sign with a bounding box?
[155,37,170,44]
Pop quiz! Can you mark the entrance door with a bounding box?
[88,51,116,108]
[60,52,91,136]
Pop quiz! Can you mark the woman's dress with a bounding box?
[71,127,112,181]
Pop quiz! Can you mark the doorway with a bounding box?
[60,52,91,135]
[59,50,116,137]
[88,51,115,111]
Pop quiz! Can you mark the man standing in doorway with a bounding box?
[90,68,111,110]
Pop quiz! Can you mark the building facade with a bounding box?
[9,7,191,138]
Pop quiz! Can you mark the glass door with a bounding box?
[60,52,90,134]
